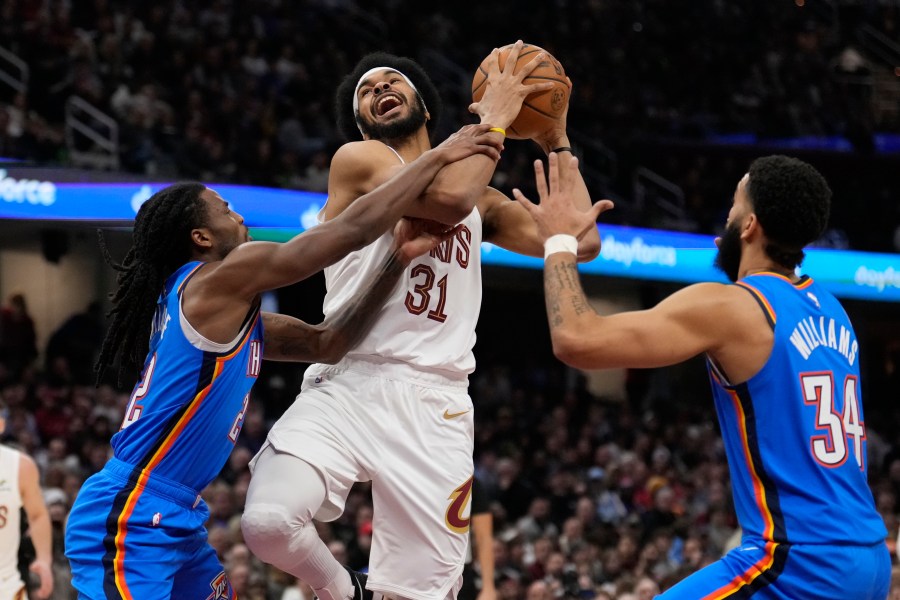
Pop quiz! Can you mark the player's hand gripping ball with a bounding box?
[471,43,569,140]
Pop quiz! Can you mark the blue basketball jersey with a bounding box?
[110,261,264,492]
[707,272,885,546]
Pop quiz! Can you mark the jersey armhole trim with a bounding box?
[177,266,261,354]
[736,281,776,330]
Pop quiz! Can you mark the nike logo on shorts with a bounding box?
[443,409,470,420]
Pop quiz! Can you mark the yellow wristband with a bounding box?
[488,127,506,136]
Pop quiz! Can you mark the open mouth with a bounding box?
[375,94,402,117]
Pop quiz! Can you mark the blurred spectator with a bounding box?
[0,292,38,374]
[525,579,553,600]
[281,577,315,600]
[517,497,560,543]
[45,301,105,386]
[633,575,660,600]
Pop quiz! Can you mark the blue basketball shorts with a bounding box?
[65,458,235,600]
[660,538,890,599]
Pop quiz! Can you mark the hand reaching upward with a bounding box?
[513,152,614,242]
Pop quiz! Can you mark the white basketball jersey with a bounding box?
[321,207,483,376]
[0,445,24,595]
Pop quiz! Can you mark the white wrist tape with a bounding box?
[544,234,578,259]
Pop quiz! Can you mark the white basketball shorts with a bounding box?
[254,356,475,600]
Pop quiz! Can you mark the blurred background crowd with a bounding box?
[0,1,899,599]
[0,0,899,249]
[2,281,900,600]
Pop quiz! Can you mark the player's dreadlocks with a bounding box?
[95,182,208,387]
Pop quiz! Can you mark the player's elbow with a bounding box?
[315,330,350,364]
[552,331,594,370]
[316,348,344,365]
[577,238,601,262]
[423,189,477,225]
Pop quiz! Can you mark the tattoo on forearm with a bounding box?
[322,249,406,353]
[264,250,407,361]
[266,314,318,357]
[545,259,593,330]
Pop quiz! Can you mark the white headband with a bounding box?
[352,66,427,134]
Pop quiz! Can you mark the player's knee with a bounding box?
[241,503,297,564]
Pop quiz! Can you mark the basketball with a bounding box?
[471,43,569,140]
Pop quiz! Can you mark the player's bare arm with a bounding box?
[480,78,599,259]
[478,183,599,261]
[422,40,554,209]
[185,125,500,343]
[326,124,506,225]
[541,276,734,369]
[262,218,460,363]
[516,154,773,380]
[321,140,407,221]
[19,454,53,600]
[530,81,600,254]
[471,511,497,600]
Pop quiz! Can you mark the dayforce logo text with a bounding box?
[0,169,56,206]
[854,266,900,292]
[601,235,677,268]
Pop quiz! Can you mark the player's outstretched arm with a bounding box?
[531,81,600,255]
[208,124,500,299]
[472,514,497,600]
[480,81,600,260]
[19,454,53,600]
[422,41,555,212]
[262,218,459,363]
[514,154,736,371]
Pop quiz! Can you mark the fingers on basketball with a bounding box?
[471,43,570,140]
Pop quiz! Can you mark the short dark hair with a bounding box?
[334,52,442,142]
[746,155,831,269]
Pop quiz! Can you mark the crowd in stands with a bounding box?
[2,280,900,599]
[0,2,899,595]
[0,1,899,251]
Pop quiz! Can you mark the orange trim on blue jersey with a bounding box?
[176,263,205,294]
[112,361,221,598]
[746,271,814,289]
[112,314,258,596]
[701,541,779,599]
[219,312,260,360]
[727,388,776,540]
[735,282,776,325]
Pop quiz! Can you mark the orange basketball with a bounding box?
[471,43,569,140]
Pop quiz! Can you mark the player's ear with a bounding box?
[190,227,213,249]
[742,213,760,241]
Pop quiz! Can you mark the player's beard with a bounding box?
[361,98,427,141]
[714,221,743,282]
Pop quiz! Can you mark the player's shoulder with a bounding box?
[327,141,404,215]
[17,450,38,477]
[662,281,755,324]
[672,281,737,303]
[332,140,399,169]
[0,443,17,464]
